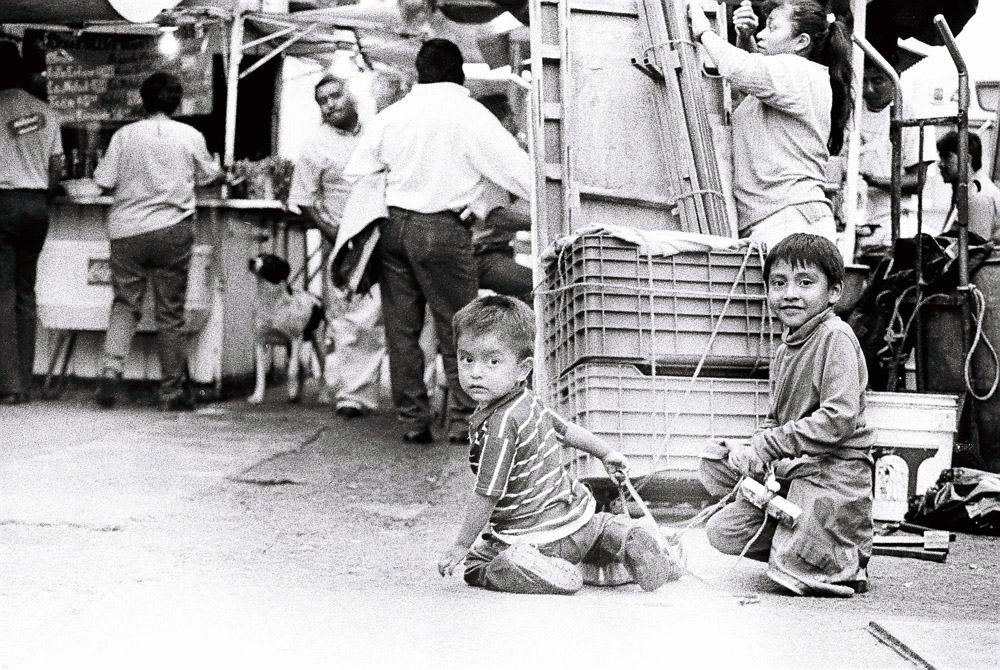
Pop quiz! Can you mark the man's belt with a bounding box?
[388,206,473,229]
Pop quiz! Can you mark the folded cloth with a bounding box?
[539,223,747,272]
[330,171,388,295]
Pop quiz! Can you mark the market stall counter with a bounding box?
[34,194,307,398]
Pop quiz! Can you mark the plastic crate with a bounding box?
[552,362,770,479]
[551,361,959,490]
[541,235,780,378]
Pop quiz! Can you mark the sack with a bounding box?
[907,467,1000,535]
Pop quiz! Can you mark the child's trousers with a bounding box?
[464,512,634,593]
[700,454,873,596]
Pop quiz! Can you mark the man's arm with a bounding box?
[92,132,119,192]
[463,109,531,202]
[731,0,759,53]
[438,490,499,576]
[299,205,339,243]
[343,115,386,182]
[192,133,223,186]
[861,161,930,195]
[483,199,531,233]
[288,149,340,243]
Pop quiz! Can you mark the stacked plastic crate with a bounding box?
[541,232,781,481]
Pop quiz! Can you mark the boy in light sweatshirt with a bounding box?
[701,233,874,597]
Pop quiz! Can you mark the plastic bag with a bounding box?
[907,467,1000,535]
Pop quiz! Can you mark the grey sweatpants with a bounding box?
[700,453,873,588]
[464,512,633,591]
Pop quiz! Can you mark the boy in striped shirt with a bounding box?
[437,295,678,594]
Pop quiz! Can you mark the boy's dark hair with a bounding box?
[415,38,465,86]
[937,130,983,172]
[140,71,183,115]
[763,233,845,287]
[453,294,535,360]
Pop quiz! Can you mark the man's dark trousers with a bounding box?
[380,207,478,436]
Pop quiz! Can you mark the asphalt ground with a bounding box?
[1,383,998,669]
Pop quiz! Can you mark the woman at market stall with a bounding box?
[687,0,853,249]
[93,71,221,410]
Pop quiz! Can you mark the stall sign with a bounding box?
[42,31,213,122]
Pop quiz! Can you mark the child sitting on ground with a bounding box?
[437,295,679,594]
[700,233,875,597]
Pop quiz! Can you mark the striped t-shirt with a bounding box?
[468,386,594,543]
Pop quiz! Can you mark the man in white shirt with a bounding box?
[289,74,385,418]
[937,130,1000,244]
[345,39,530,444]
[855,57,936,258]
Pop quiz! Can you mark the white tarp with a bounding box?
[0,0,184,24]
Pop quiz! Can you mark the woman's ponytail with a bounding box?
[779,0,855,155]
[822,2,854,155]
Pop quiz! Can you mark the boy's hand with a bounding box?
[733,0,759,41]
[438,544,469,577]
[727,440,767,479]
[602,450,629,481]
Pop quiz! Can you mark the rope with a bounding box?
[536,281,766,301]
[629,472,777,604]
[965,284,1000,401]
[673,187,729,206]
[673,480,739,538]
[637,243,767,490]
[881,283,999,401]
[642,38,699,59]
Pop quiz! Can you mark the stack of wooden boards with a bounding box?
[528,0,735,251]
[874,521,955,563]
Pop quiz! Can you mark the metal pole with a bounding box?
[852,35,903,242]
[223,11,245,186]
[915,121,927,390]
[935,16,970,294]
[840,0,867,262]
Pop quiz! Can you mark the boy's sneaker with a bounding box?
[838,566,869,594]
[622,525,679,591]
[766,563,856,598]
[765,565,808,596]
[95,370,121,408]
[486,544,583,595]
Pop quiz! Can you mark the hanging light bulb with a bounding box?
[158,27,179,57]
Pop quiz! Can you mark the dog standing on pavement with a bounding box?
[247,253,329,404]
